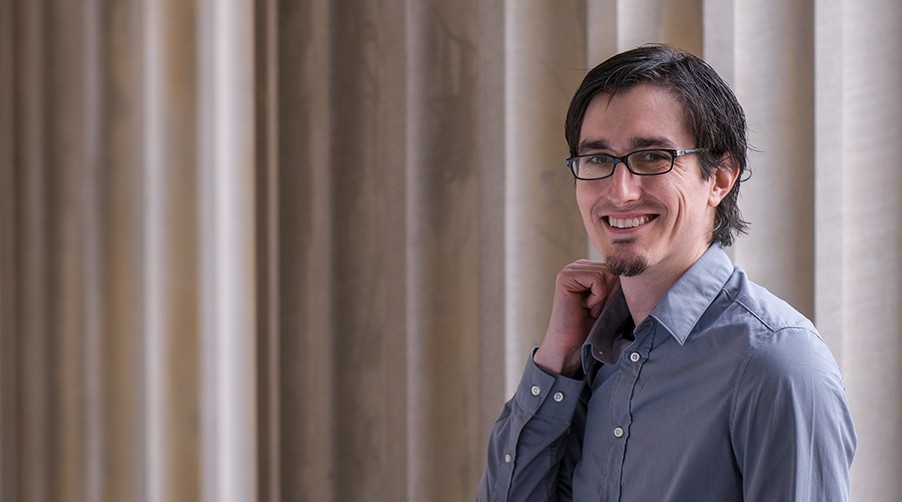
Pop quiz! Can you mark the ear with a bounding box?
[708,154,740,207]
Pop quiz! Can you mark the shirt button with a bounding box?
[630,352,641,363]
[613,426,624,438]
[553,391,564,402]
[530,385,541,396]
[504,453,513,463]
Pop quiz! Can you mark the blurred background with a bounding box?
[1,0,900,501]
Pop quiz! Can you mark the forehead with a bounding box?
[578,84,692,152]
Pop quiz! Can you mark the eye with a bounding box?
[636,150,670,163]
[584,154,613,165]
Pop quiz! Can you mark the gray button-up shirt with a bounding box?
[478,245,856,501]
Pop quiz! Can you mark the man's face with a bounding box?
[575,84,725,278]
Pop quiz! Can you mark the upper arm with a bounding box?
[730,327,856,501]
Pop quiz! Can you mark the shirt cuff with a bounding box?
[512,349,586,423]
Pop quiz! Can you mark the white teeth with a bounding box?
[608,216,650,229]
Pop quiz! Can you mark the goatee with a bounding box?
[605,256,648,277]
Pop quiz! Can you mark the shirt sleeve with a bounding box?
[730,327,857,501]
[477,350,587,502]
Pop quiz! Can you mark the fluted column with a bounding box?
[141,1,204,501]
[731,0,817,319]
[197,0,258,501]
[504,0,588,392]
[270,0,336,500]
[12,0,51,499]
[3,1,902,500]
[837,1,902,498]
[616,0,702,54]
[0,0,14,497]
[327,0,410,497]
[1,0,258,500]
[405,1,505,499]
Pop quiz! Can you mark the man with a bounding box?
[478,44,856,501]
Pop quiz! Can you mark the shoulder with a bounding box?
[738,325,841,387]
[720,268,843,389]
[722,267,816,335]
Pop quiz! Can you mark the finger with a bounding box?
[579,271,620,313]
[565,260,609,272]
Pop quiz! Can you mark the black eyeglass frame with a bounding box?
[565,147,707,180]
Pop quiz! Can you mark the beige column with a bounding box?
[4,1,902,501]
[297,0,410,500]
[197,0,258,501]
[271,0,337,500]
[331,0,410,493]
[840,1,902,498]
[254,0,280,500]
[92,0,144,497]
[702,0,737,151]
[813,0,845,358]
[405,0,507,499]
[730,0,817,319]
[587,0,618,65]
[141,0,204,500]
[48,0,91,498]
[14,1,52,500]
[615,0,702,55]
[0,0,14,495]
[504,0,588,393]
[475,0,509,465]
[4,1,153,500]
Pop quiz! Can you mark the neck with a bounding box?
[619,245,710,324]
[619,275,669,326]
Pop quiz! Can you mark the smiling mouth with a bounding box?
[605,215,655,229]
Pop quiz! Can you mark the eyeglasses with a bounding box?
[566,148,706,180]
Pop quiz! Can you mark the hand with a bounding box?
[534,260,620,377]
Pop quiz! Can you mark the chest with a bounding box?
[573,327,750,501]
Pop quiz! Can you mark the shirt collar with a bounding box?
[647,244,734,345]
[582,288,632,368]
[582,244,734,371]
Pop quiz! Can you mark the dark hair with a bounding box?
[565,44,749,247]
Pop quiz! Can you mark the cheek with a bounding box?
[575,186,595,219]
[665,182,709,227]
[676,186,717,230]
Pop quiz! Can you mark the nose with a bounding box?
[605,160,641,204]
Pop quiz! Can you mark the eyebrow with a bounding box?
[577,136,678,154]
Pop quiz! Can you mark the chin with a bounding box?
[599,242,649,277]
[604,254,648,277]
